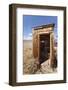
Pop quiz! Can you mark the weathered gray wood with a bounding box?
[32,24,55,69]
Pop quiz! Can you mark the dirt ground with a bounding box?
[23,40,57,74]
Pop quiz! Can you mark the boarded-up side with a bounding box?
[33,30,38,58]
[50,32,55,68]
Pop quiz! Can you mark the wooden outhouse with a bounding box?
[32,24,55,68]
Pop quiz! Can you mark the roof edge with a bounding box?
[33,24,55,30]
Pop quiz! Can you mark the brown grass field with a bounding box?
[23,40,57,74]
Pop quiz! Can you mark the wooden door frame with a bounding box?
[38,33,50,65]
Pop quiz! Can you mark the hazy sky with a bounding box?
[23,15,57,41]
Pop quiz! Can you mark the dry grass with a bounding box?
[23,40,57,75]
[23,40,38,74]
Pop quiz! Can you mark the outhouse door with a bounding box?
[39,33,50,64]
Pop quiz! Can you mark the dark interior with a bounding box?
[39,34,50,64]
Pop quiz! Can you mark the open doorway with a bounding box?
[39,34,50,64]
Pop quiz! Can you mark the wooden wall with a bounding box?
[32,25,55,68]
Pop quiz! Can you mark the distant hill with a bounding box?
[23,40,32,42]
